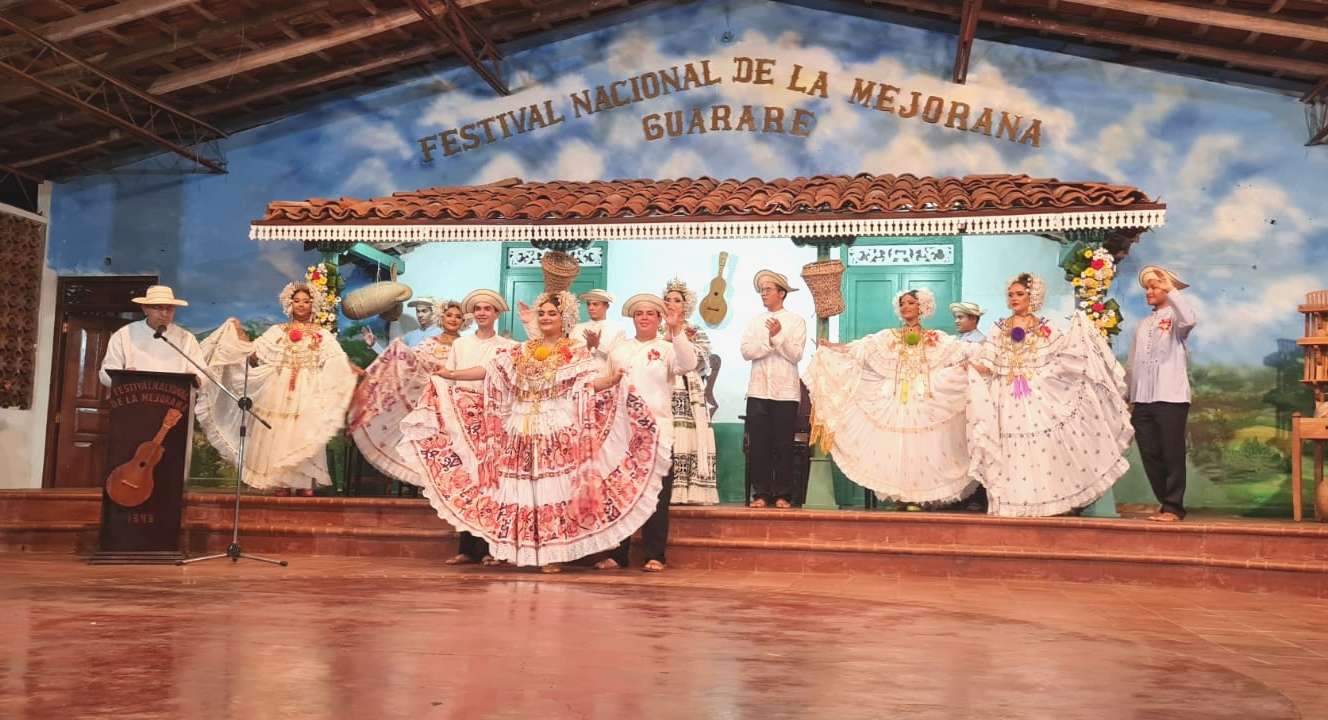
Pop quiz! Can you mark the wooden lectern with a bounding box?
[91,370,195,563]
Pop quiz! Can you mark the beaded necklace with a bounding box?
[282,321,323,392]
[998,315,1051,399]
[893,324,939,404]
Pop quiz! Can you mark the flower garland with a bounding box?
[1063,244,1123,340]
[304,261,344,331]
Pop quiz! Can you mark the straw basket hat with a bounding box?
[541,251,581,293]
[342,281,412,320]
[799,261,845,319]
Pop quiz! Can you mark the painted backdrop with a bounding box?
[47,0,1327,510]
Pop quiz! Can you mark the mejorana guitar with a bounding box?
[106,408,183,508]
[698,251,730,327]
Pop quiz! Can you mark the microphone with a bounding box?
[153,324,166,339]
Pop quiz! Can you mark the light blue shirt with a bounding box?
[372,324,442,353]
[1126,292,1198,404]
[959,329,985,343]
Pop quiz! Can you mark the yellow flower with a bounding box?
[1083,250,1092,258]
[532,345,552,361]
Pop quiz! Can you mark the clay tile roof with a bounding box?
[252,173,1164,243]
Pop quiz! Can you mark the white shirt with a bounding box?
[99,320,206,387]
[740,308,807,402]
[571,319,625,362]
[1126,292,1198,404]
[959,329,985,343]
[448,332,517,391]
[608,333,698,422]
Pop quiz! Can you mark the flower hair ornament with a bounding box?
[892,287,936,321]
[662,277,697,319]
[436,298,474,333]
[533,290,581,336]
[279,281,327,319]
[1007,272,1047,313]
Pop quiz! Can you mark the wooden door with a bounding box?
[43,276,156,488]
[49,315,123,488]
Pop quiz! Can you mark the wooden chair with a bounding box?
[1290,411,1328,522]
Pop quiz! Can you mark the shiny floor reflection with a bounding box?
[0,554,1324,719]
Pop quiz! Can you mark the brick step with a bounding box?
[669,507,1328,563]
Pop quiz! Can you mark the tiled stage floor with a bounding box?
[1,553,1325,719]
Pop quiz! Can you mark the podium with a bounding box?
[91,370,196,564]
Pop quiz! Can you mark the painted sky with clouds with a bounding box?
[51,0,1327,363]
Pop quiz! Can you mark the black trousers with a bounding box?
[613,471,674,566]
[1131,402,1190,518]
[746,397,799,502]
[458,531,489,560]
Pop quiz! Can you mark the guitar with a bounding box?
[698,251,730,327]
[106,408,183,508]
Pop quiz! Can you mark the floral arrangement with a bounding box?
[1063,243,1122,340]
[305,261,344,331]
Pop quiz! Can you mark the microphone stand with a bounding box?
[153,324,287,567]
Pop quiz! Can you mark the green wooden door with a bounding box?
[498,243,608,340]
[832,238,962,507]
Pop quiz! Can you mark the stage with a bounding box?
[2,489,1327,596]
[0,553,1323,719]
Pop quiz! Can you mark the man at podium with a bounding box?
[99,285,206,387]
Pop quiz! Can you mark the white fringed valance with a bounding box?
[250,208,1166,243]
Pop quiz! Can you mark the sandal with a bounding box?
[1148,512,1182,523]
[642,560,665,573]
[774,498,793,509]
[480,555,501,566]
[748,498,768,508]
[443,553,478,566]
[273,488,291,497]
[296,488,315,498]
[540,564,563,574]
[593,558,622,570]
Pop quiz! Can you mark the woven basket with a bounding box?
[342,281,412,320]
[800,260,846,319]
[541,251,581,294]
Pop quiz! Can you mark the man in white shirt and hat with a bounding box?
[598,292,697,572]
[740,269,807,509]
[950,301,986,343]
[1127,265,1198,523]
[572,288,625,363]
[443,288,518,565]
[99,285,206,387]
[361,296,443,353]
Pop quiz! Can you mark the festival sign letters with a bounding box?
[417,56,1044,163]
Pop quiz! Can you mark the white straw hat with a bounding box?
[131,285,188,306]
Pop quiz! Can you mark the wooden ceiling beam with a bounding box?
[0,1,337,104]
[146,0,501,95]
[192,42,446,116]
[1063,0,1328,44]
[952,0,982,84]
[868,0,1328,78]
[19,0,198,44]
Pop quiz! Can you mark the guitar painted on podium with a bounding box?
[106,408,184,508]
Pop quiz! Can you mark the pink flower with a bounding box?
[1091,302,1105,313]
[647,349,662,362]
[1037,325,1052,338]
[1090,258,1105,270]
[288,328,303,342]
